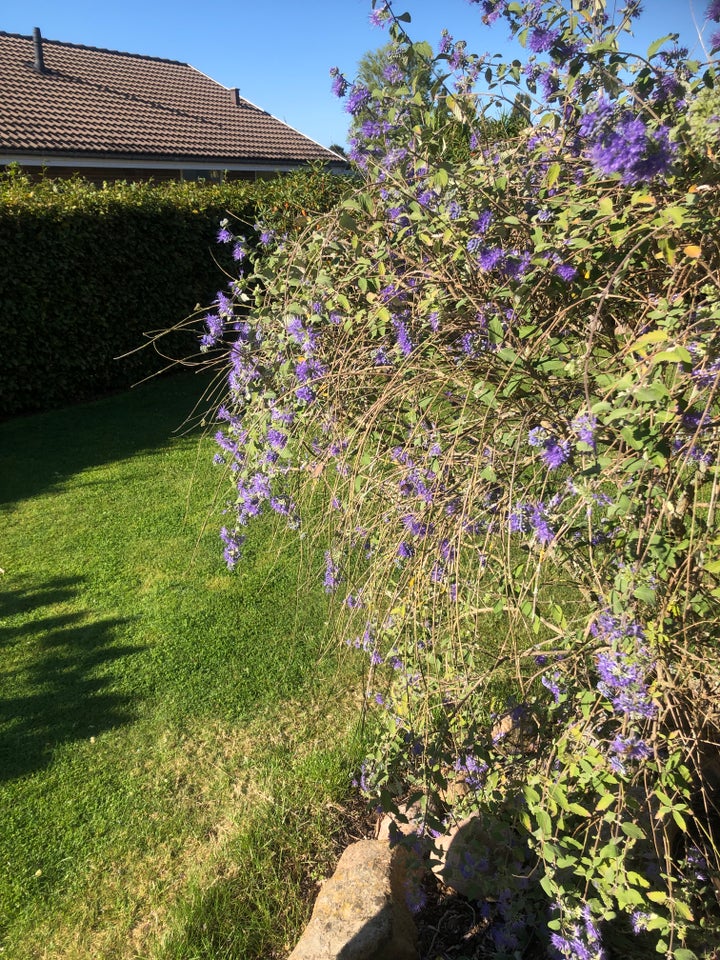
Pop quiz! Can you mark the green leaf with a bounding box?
[524,784,541,805]
[546,162,561,190]
[662,205,684,228]
[647,35,673,58]
[652,346,692,365]
[539,873,556,898]
[339,212,359,233]
[647,890,667,904]
[629,329,668,354]
[635,383,669,403]
[621,821,645,840]
[616,886,646,909]
[633,584,656,604]
[598,842,619,861]
[672,808,688,832]
[535,809,553,837]
[674,900,694,921]
[434,166,449,189]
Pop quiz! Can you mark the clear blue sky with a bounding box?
[3,1,716,149]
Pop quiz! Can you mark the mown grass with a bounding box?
[0,372,366,960]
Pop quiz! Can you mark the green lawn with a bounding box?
[0,373,364,959]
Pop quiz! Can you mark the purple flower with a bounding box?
[286,316,320,355]
[477,247,505,271]
[295,385,315,403]
[528,26,559,53]
[572,413,597,449]
[217,226,232,244]
[200,312,224,349]
[295,358,325,383]
[369,4,389,27]
[323,551,341,592]
[474,1,503,26]
[502,250,532,280]
[220,526,245,570]
[402,513,432,537]
[686,844,709,880]
[383,62,403,85]
[610,732,651,761]
[405,883,427,915]
[542,670,563,702]
[528,426,547,447]
[596,650,644,689]
[216,290,233,318]
[330,67,348,99]
[266,428,287,451]
[594,613,656,719]
[554,262,576,282]
[346,84,371,116]
[550,905,607,960]
[631,912,652,934]
[541,438,570,470]
[582,101,677,184]
[509,503,530,534]
[473,210,493,234]
[530,503,554,545]
[394,318,413,356]
[708,0,720,21]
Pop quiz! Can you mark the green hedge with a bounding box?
[0,166,348,416]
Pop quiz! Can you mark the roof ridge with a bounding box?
[0,30,188,67]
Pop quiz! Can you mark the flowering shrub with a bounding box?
[199,2,720,956]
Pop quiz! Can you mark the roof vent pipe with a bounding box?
[33,27,45,73]
[229,87,239,106]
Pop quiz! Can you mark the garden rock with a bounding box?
[288,839,419,960]
[375,800,427,847]
[430,814,496,900]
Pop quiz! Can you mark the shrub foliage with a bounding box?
[195,2,720,956]
[0,167,346,415]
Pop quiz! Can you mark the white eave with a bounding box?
[0,152,340,172]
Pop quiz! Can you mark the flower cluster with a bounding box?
[593,612,656,720]
[579,98,677,184]
[550,904,606,960]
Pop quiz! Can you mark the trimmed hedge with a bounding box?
[0,166,348,416]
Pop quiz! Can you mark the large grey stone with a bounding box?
[288,839,418,960]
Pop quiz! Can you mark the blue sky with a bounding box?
[3,1,716,149]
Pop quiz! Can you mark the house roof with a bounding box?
[0,30,341,169]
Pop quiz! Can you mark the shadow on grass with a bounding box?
[0,575,143,782]
[0,368,220,509]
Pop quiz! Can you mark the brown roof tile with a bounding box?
[0,30,338,165]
